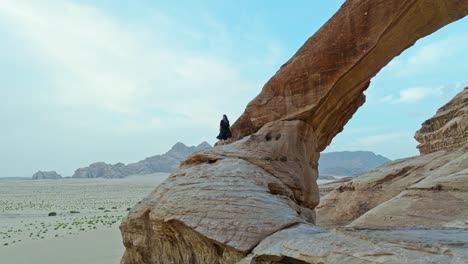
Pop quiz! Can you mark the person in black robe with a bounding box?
[216,114,232,141]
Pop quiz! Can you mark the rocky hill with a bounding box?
[32,171,62,180]
[72,142,211,178]
[319,151,390,176]
[119,1,468,263]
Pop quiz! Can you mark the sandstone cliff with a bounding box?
[120,0,468,263]
[415,87,468,154]
[72,142,211,178]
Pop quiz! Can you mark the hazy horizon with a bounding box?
[1,1,467,177]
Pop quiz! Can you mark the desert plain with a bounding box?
[0,174,169,264]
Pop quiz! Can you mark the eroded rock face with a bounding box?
[121,121,319,263]
[241,224,468,264]
[317,147,468,228]
[120,0,468,263]
[317,88,468,228]
[415,87,468,155]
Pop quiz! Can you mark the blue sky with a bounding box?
[0,1,467,177]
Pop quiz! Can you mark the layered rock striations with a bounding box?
[240,224,468,264]
[120,0,468,263]
[72,142,211,178]
[317,147,468,228]
[318,87,468,228]
[415,87,468,154]
[31,171,62,180]
[120,120,319,263]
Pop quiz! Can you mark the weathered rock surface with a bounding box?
[317,147,468,227]
[31,170,62,180]
[318,177,352,197]
[120,120,319,263]
[72,142,211,178]
[415,87,468,154]
[319,151,390,176]
[120,0,468,263]
[317,87,468,228]
[240,224,468,264]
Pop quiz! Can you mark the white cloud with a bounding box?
[0,0,281,126]
[407,41,449,67]
[384,34,468,77]
[381,82,467,104]
[381,95,395,103]
[397,87,441,103]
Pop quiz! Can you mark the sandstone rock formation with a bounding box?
[31,170,62,180]
[317,147,468,227]
[120,0,468,263]
[72,142,211,178]
[415,87,468,154]
[317,87,468,228]
[240,224,468,264]
[120,120,319,263]
[72,161,129,179]
[230,0,468,155]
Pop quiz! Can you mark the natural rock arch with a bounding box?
[231,0,467,153]
[120,1,468,263]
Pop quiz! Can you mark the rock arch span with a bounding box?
[232,0,467,152]
[120,1,468,263]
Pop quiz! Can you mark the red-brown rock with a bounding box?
[120,1,468,263]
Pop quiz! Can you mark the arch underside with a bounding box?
[231,0,468,152]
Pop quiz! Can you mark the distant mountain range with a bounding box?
[71,142,212,179]
[319,151,390,176]
[30,143,390,180]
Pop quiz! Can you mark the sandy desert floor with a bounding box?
[0,174,169,264]
[0,173,335,264]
